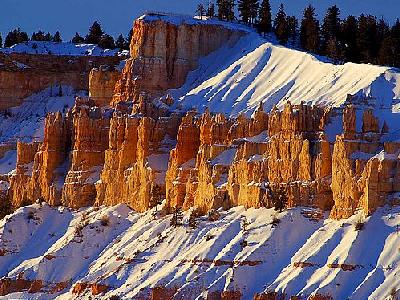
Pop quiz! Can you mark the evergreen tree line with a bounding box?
[0,21,132,51]
[197,0,400,67]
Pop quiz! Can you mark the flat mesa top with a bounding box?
[137,12,253,33]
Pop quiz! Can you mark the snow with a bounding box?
[0,86,82,145]
[0,180,10,191]
[169,32,400,141]
[138,13,252,33]
[211,148,237,166]
[0,204,398,299]
[0,150,17,175]
[0,41,124,57]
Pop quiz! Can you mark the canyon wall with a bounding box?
[5,15,400,220]
[112,16,245,107]
[0,52,122,110]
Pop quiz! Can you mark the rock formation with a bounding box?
[112,15,245,106]
[0,53,122,110]
[5,14,400,220]
[89,65,121,107]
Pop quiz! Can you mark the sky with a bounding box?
[0,0,399,40]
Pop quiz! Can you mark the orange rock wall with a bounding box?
[0,53,121,110]
[112,19,245,105]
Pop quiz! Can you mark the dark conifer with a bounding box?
[341,16,359,62]
[274,4,289,45]
[98,34,115,49]
[357,14,378,63]
[85,21,104,44]
[115,34,125,50]
[321,5,341,50]
[53,31,62,43]
[197,3,206,19]
[300,4,320,53]
[71,32,84,44]
[286,15,298,44]
[207,1,216,18]
[258,0,272,35]
[4,28,29,47]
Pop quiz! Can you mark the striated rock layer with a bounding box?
[166,102,334,214]
[6,15,400,220]
[112,16,245,108]
[0,53,122,110]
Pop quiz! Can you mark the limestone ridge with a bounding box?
[6,14,400,219]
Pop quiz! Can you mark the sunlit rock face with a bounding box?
[6,15,400,219]
[112,16,245,108]
[0,52,121,110]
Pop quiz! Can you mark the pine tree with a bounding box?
[85,21,104,44]
[258,0,272,35]
[71,32,84,44]
[4,28,29,47]
[0,34,2,48]
[124,29,133,50]
[249,0,259,24]
[32,31,46,41]
[321,5,341,51]
[390,19,400,67]
[274,4,288,45]
[325,37,343,63]
[286,15,298,44]
[238,0,249,23]
[300,4,320,53]
[273,186,287,212]
[115,34,125,50]
[53,31,62,43]
[238,0,258,24]
[207,1,215,18]
[217,0,235,21]
[341,16,359,63]
[227,0,235,21]
[357,14,378,63]
[189,212,197,229]
[98,34,115,49]
[197,3,206,19]
[378,36,396,66]
[45,32,53,41]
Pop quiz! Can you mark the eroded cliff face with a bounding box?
[89,66,121,107]
[0,53,122,110]
[112,17,245,108]
[6,16,400,220]
[95,113,180,212]
[330,106,399,219]
[166,102,334,214]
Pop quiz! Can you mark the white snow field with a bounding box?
[169,31,400,139]
[0,203,398,299]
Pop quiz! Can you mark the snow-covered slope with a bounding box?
[170,32,400,121]
[0,203,398,299]
[0,41,127,56]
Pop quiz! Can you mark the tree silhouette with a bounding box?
[85,21,104,44]
[71,32,84,44]
[274,4,289,45]
[258,0,272,35]
[300,4,320,53]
